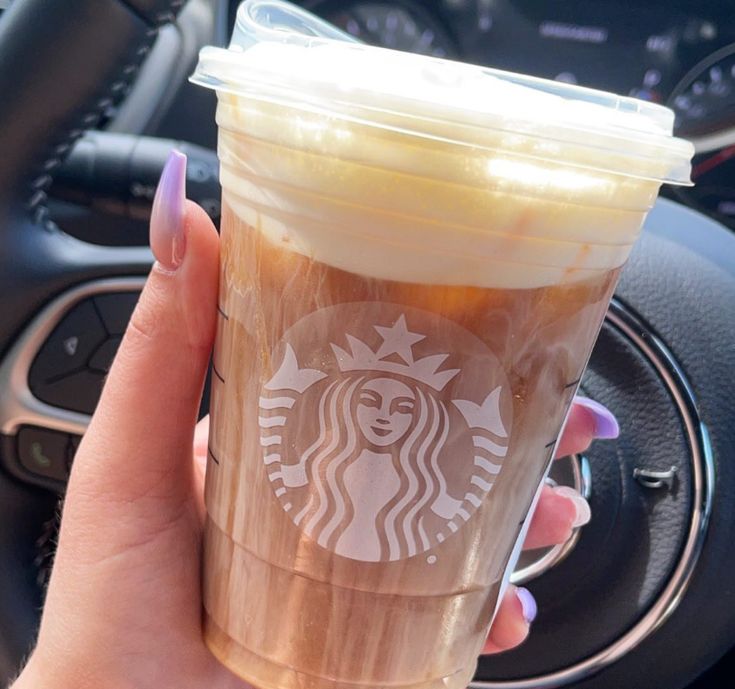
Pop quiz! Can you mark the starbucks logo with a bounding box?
[258,303,512,562]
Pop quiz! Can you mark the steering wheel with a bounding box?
[1,2,734,688]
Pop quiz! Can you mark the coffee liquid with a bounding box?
[202,201,619,689]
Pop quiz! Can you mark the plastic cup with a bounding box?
[191,3,693,688]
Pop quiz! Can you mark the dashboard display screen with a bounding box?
[465,1,711,100]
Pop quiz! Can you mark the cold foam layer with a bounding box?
[198,39,692,289]
[216,95,653,289]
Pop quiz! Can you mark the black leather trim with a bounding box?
[0,0,183,216]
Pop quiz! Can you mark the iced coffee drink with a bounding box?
[192,2,693,688]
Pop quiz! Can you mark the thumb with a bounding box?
[69,150,219,510]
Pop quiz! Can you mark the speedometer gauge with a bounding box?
[677,149,735,229]
[669,45,735,139]
[669,45,735,230]
[316,1,457,58]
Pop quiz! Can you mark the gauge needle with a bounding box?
[692,144,735,180]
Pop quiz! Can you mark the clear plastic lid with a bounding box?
[191,0,693,185]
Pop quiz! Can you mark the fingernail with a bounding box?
[554,486,592,528]
[516,587,537,624]
[150,150,187,271]
[574,397,620,440]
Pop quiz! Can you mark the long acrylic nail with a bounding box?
[574,397,620,440]
[150,150,187,271]
[516,587,537,624]
[554,486,592,528]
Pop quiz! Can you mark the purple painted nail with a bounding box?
[150,150,187,270]
[574,397,620,440]
[516,587,537,624]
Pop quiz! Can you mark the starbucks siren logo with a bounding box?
[258,304,512,562]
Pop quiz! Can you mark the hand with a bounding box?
[12,152,619,689]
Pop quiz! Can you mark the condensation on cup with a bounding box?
[191,2,693,688]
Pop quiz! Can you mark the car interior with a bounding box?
[1,1,734,688]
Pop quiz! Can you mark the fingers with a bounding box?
[523,397,616,550]
[522,485,590,550]
[520,396,615,548]
[493,397,617,651]
[482,585,537,654]
[69,151,219,513]
[555,396,619,459]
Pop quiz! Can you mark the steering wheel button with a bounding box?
[88,336,122,373]
[93,292,140,335]
[17,426,72,482]
[28,299,107,386]
[32,369,105,416]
